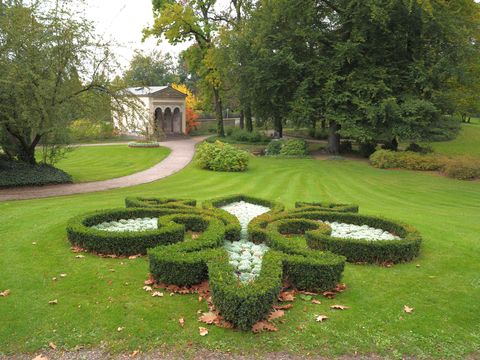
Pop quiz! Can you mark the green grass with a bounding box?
[41,145,171,182]
[0,156,479,358]
[426,123,480,158]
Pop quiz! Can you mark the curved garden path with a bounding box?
[0,137,206,202]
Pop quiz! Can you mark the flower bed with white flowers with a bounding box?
[91,218,158,232]
[324,221,400,241]
[221,201,270,283]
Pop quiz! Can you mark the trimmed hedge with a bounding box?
[300,211,422,263]
[0,160,72,188]
[125,197,196,209]
[294,201,359,213]
[66,207,189,255]
[66,194,420,330]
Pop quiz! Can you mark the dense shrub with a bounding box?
[265,139,283,155]
[442,158,480,180]
[280,139,308,156]
[69,119,114,141]
[405,143,433,154]
[0,159,72,188]
[228,128,269,143]
[265,138,308,156]
[370,150,442,171]
[196,140,249,172]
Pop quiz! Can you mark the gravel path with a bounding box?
[0,137,206,202]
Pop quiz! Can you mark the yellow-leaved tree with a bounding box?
[172,83,200,134]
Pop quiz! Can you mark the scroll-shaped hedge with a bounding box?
[294,201,359,213]
[125,197,196,209]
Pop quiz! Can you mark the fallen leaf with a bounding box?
[52,277,57,281]
[48,299,58,305]
[144,274,155,286]
[48,342,57,350]
[315,314,329,322]
[278,290,295,302]
[311,299,321,305]
[199,327,209,336]
[32,242,37,245]
[268,310,285,321]
[179,318,185,327]
[143,286,152,292]
[335,283,347,292]
[0,289,11,297]
[199,312,217,324]
[32,355,48,360]
[71,246,84,253]
[330,304,349,310]
[198,296,203,302]
[128,254,140,260]
[117,326,124,332]
[130,350,140,357]
[322,291,337,299]
[60,274,67,278]
[416,264,421,268]
[151,291,164,297]
[252,321,278,333]
[75,255,85,259]
[299,290,318,295]
[273,303,293,310]
[404,305,414,313]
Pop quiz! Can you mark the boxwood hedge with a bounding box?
[66,194,420,330]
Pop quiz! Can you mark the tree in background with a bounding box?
[172,83,200,133]
[123,49,178,87]
[146,0,227,137]
[0,1,138,164]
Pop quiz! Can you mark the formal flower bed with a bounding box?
[128,141,160,148]
[66,195,421,330]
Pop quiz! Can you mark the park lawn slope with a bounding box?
[0,156,479,358]
[426,123,480,158]
[43,145,171,182]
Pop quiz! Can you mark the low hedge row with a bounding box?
[294,201,359,213]
[301,211,422,263]
[125,197,196,209]
[66,207,190,255]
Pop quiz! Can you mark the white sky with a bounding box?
[83,0,231,72]
[83,0,192,70]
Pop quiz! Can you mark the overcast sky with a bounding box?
[83,0,229,71]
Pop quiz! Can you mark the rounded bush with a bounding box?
[280,139,308,156]
[196,140,249,172]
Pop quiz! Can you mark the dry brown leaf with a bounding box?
[273,303,293,310]
[179,318,185,327]
[48,299,58,305]
[75,255,85,259]
[330,304,349,310]
[311,299,321,305]
[32,355,48,360]
[268,310,285,321]
[151,291,164,297]
[322,291,337,299]
[199,312,217,324]
[252,320,278,333]
[299,290,318,296]
[143,286,153,292]
[128,254,140,260]
[60,274,67,278]
[52,277,57,281]
[70,246,83,253]
[0,289,11,297]
[130,350,140,357]
[48,342,57,350]
[315,314,329,322]
[404,305,414,313]
[335,283,347,292]
[144,274,155,286]
[199,327,209,336]
[278,290,295,302]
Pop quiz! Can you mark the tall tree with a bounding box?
[146,0,227,137]
[123,49,178,87]
[0,1,136,164]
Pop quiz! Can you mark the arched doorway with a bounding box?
[173,107,182,133]
[154,107,164,134]
[163,107,173,133]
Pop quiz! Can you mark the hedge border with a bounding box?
[294,201,359,213]
[125,197,197,209]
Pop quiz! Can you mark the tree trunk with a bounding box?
[390,137,398,151]
[274,116,283,138]
[321,119,326,130]
[327,121,340,155]
[239,109,245,129]
[245,106,253,132]
[17,145,36,165]
[213,88,224,137]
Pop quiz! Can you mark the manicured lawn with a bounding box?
[427,123,480,158]
[0,156,479,358]
[39,145,171,182]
